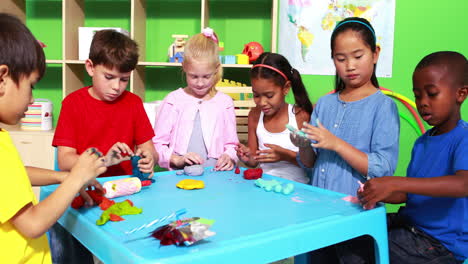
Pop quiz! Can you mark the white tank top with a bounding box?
[256,104,309,183]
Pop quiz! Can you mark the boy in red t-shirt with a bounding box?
[52,30,158,264]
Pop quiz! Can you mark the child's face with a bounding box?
[0,69,37,125]
[85,60,131,102]
[332,30,379,90]
[251,78,289,116]
[183,59,218,99]
[413,65,465,134]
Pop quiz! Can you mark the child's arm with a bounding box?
[302,120,369,175]
[153,97,181,169]
[238,108,261,167]
[236,143,256,167]
[255,144,298,164]
[10,148,106,238]
[214,99,239,170]
[358,171,468,209]
[25,166,68,186]
[56,146,80,171]
[301,99,399,177]
[58,142,134,170]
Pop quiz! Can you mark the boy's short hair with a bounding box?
[0,13,45,84]
[415,51,467,87]
[89,30,139,73]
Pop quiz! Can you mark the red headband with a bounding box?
[252,64,289,82]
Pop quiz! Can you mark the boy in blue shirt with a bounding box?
[359,51,467,263]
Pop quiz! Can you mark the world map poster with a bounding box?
[278,0,395,77]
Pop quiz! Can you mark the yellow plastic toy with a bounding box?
[236,54,249,64]
[216,79,250,101]
[176,179,205,190]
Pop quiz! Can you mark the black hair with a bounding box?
[89,29,139,73]
[251,52,313,115]
[330,17,379,92]
[415,51,467,87]
[0,13,45,84]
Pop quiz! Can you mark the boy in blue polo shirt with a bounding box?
[359,51,467,263]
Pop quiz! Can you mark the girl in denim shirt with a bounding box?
[292,17,400,196]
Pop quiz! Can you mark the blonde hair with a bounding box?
[183,33,223,95]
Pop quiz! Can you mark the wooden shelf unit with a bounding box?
[5,0,277,101]
[3,0,278,147]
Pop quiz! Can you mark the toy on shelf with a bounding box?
[236,54,249,64]
[242,42,264,63]
[176,179,205,190]
[215,79,250,102]
[255,178,295,195]
[243,168,263,180]
[168,34,188,63]
[176,164,204,176]
[79,27,129,60]
[20,99,53,131]
[223,55,236,64]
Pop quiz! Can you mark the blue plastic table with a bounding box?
[41,168,389,264]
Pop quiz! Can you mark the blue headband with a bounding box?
[334,20,376,42]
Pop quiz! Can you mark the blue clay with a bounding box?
[282,183,294,195]
[255,178,294,195]
[131,156,152,182]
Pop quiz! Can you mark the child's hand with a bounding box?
[70,147,107,187]
[254,144,285,163]
[290,132,310,148]
[215,153,234,171]
[236,143,252,163]
[302,121,340,151]
[78,180,105,207]
[134,148,154,178]
[105,142,134,167]
[358,177,396,210]
[182,152,204,166]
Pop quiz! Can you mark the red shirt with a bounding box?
[53,87,155,176]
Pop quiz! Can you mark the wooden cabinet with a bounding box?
[8,130,55,169]
[7,130,55,199]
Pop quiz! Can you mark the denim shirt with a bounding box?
[298,90,400,195]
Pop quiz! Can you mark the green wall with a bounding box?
[25,1,467,206]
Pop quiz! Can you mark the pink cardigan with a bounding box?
[153,88,239,169]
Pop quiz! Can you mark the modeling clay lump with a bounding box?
[96,200,142,226]
[254,178,294,195]
[176,179,205,190]
[243,168,263,180]
[176,165,204,176]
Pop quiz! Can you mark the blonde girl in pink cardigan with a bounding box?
[153,28,238,170]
